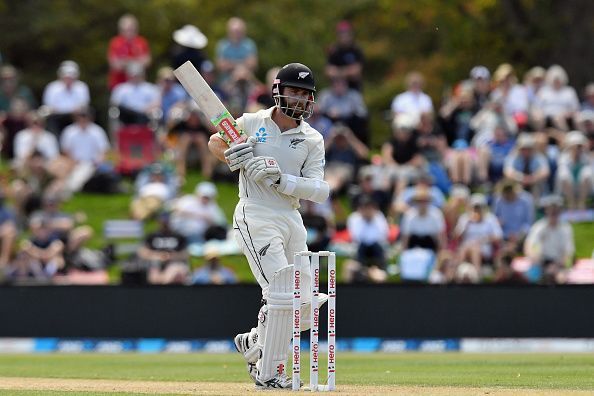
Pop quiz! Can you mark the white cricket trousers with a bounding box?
[233,198,311,301]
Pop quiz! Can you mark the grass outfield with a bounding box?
[0,353,593,395]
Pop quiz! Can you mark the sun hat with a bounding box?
[173,25,208,49]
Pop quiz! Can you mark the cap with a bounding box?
[564,131,587,148]
[456,262,480,283]
[173,24,208,49]
[195,181,217,198]
[358,166,374,181]
[157,66,175,81]
[58,60,79,78]
[516,133,536,149]
[450,184,470,199]
[470,65,490,80]
[494,63,514,82]
[500,179,520,194]
[469,193,487,207]
[527,66,546,80]
[413,186,431,202]
[0,65,17,79]
[540,194,564,208]
[204,245,220,260]
[392,112,418,130]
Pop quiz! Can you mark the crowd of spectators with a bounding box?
[0,15,593,286]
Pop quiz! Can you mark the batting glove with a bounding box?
[224,136,256,172]
[244,156,281,184]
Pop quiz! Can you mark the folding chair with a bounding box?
[103,219,144,260]
[114,125,159,176]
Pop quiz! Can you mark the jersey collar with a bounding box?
[265,106,309,135]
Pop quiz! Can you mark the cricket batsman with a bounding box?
[208,63,329,389]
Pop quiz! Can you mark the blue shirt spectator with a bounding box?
[191,247,237,285]
[493,183,534,239]
[503,134,550,196]
[215,17,258,82]
[487,129,515,182]
[217,38,257,65]
[157,67,187,123]
[0,202,16,226]
[504,149,549,175]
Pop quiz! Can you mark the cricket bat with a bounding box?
[173,61,246,147]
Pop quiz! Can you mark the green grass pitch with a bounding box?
[0,353,593,394]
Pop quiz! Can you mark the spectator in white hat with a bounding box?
[169,182,227,243]
[556,131,592,210]
[171,24,208,70]
[469,65,491,108]
[42,60,90,135]
[524,195,574,284]
[503,133,550,198]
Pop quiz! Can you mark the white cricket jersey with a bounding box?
[235,107,325,209]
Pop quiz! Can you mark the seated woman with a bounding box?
[454,193,503,272]
[400,187,446,253]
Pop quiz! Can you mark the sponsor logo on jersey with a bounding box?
[256,127,267,142]
[258,243,271,257]
[289,138,305,149]
[298,72,309,79]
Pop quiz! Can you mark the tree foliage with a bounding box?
[1,0,592,146]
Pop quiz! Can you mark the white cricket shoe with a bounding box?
[255,373,295,390]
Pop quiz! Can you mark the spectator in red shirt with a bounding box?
[107,14,151,90]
